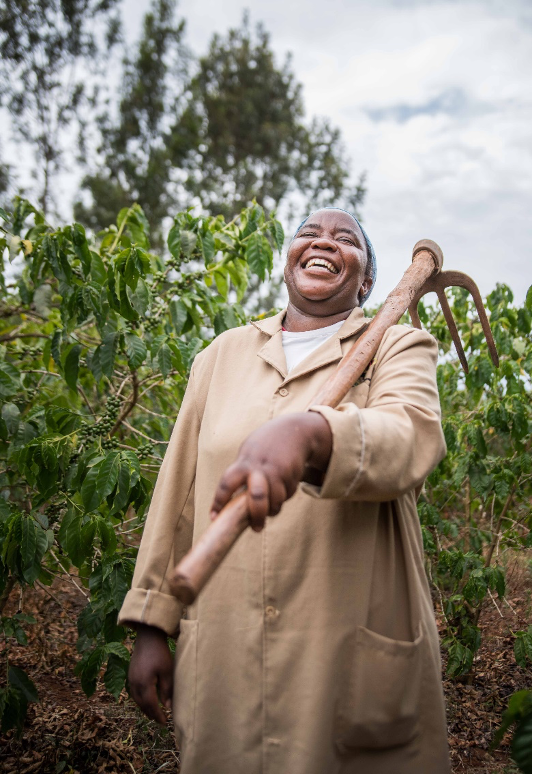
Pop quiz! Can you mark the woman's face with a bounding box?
[284,209,372,315]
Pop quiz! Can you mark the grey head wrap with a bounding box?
[292,207,377,306]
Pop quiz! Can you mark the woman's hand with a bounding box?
[209,411,332,532]
[128,623,174,724]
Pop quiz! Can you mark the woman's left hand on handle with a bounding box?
[209,412,332,532]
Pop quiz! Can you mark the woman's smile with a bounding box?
[302,255,341,274]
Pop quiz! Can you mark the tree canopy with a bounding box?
[0,0,121,216]
[0,0,366,241]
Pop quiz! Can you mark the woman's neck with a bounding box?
[283,302,355,333]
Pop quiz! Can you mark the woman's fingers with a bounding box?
[211,463,291,527]
[158,666,174,711]
[130,679,167,725]
[246,469,270,531]
[210,464,248,519]
[266,474,287,516]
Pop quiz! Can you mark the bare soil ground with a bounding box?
[0,555,530,775]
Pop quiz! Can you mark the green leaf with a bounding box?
[110,464,131,515]
[96,452,120,500]
[0,363,20,399]
[214,270,229,300]
[86,346,102,382]
[131,278,150,316]
[268,219,285,252]
[100,332,118,378]
[2,403,20,435]
[64,344,82,392]
[200,230,215,262]
[229,262,249,302]
[49,330,62,373]
[245,231,265,280]
[180,230,197,256]
[76,645,106,697]
[514,629,532,668]
[8,666,38,704]
[214,305,239,337]
[158,343,172,377]
[169,299,188,334]
[90,250,107,284]
[72,223,92,276]
[105,642,130,660]
[124,333,147,369]
[96,516,118,554]
[77,604,103,642]
[21,517,37,581]
[245,232,272,280]
[167,224,181,258]
[103,653,128,698]
[57,509,84,567]
[106,564,130,609]
[81,466,101,512]
[0,687,27,733]
[512,713,532,773]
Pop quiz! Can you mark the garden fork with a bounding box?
[408,268,499,373]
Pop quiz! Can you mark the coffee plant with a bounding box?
[416,284,531,679]
[0,198,283,730]
[0,199,530,753]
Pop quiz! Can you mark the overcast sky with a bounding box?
[126,0,531,305]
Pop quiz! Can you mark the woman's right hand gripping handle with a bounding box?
[128,623,174,724]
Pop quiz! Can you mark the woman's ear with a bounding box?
[358,275,373,304]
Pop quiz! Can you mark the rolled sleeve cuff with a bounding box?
[300,403,364,500]
[118,588,184,638]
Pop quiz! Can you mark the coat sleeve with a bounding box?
[117,363,201,637]
[301,326,446,503]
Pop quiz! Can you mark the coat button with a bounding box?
[279,388,289,397]
[265,605,279,618]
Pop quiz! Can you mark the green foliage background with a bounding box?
[0,201,530,768]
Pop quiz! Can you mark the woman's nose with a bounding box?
[311,236,335,250]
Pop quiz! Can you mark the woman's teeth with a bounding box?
[305,258,339,274]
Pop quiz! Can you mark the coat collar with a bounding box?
[251,307,369,383]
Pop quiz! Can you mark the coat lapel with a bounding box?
[251,310,287,378]
[251,307,370,385]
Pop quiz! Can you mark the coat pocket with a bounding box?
[173,618,198,746]
[335,622,424,753]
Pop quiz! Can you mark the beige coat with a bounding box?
[119,307,451,774]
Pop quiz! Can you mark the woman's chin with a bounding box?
[293,280,341,303]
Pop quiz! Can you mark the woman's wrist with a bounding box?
[301,411,333,472]
[133,623,169,641]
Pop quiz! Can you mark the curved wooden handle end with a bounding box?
[412,239,443,272]
[170,492,250,604]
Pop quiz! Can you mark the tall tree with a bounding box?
[0,0,121,217]
[78,9,365,241]
[75,0,200,246]
[187,15,365,219]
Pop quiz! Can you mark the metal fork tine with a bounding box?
[441,271,500,368]
[435,284,470,373]
[408,299,423,329]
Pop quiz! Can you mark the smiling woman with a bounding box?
[119,207,451,774]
